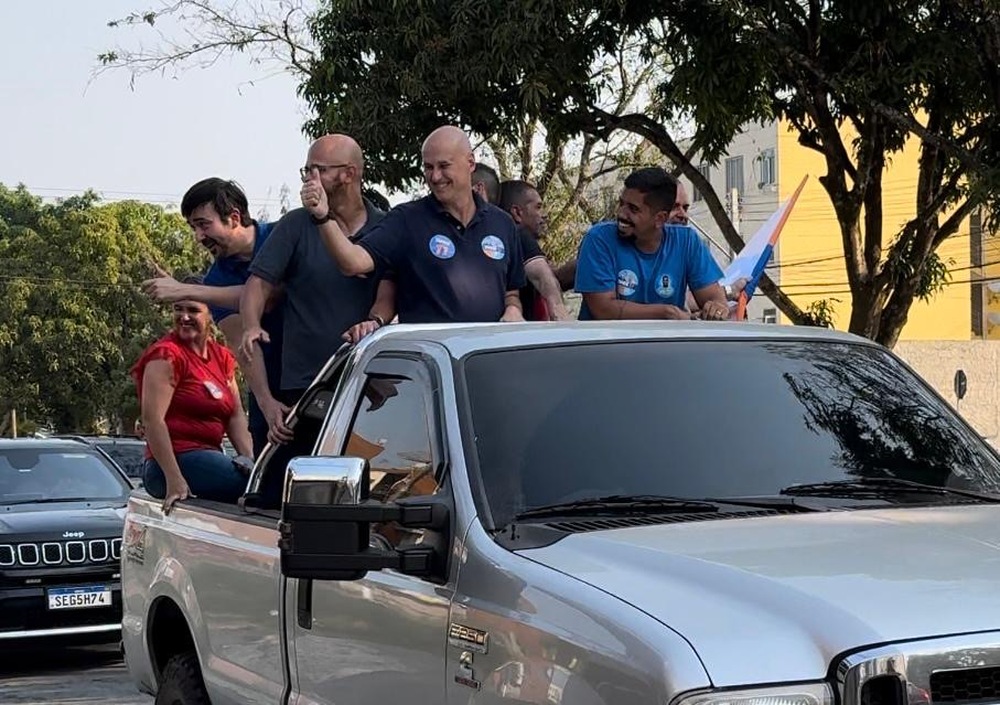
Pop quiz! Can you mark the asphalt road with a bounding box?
[0,644,152,704]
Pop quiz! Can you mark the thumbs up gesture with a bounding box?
[300,169,329,219]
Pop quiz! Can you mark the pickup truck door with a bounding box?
[287,354,453,704]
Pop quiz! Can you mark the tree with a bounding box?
[0,185,208,433]
[96,0,671,280]
[298,0,1000,345]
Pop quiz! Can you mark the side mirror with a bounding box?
[278,456,449,581]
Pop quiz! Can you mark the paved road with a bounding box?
[0,644,151,704]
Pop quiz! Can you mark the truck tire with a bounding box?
[155,652,211,705]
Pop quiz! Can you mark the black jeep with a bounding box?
[0,438,131,647]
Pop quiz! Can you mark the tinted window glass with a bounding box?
[96,441,145,478]
[461,340,1000,527]
[344,375,439,548]
[0,448,132,504]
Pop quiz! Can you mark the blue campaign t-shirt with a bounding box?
[574,222,723,320]
[203,221,283,401]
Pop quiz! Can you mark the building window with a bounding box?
[762,308,777,324]
[758,148,776,187]
[692,164,711,203]
[725,156,745,195]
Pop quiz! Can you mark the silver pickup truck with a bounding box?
[122,321,1000,705]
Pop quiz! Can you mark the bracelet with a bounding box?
[368,313,386,327]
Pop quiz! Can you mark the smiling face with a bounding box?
[171,299,212,344]
[187,202,241,259]
[616,187,669,240]
[421,126,475,206]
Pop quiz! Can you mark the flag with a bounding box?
[729,175,809,320]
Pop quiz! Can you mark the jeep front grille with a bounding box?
[931,666,1000,703]
[0,538,121,568]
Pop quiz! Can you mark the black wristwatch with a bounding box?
[368,313,386,328]
[310,211,332,225]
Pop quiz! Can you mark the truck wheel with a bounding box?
[155,652,211,705]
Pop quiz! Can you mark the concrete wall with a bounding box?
[894,340,1000,445]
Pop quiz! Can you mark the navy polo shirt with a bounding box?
[358,193,526,323]
[203,220,283,398]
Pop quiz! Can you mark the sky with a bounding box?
[0,1,337,218]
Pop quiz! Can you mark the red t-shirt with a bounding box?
[131,332,237,458]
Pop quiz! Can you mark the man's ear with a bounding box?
[509,204,523,224]
[227,209,242,229]
[652,210,670,228]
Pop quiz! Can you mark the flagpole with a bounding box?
[735,175,810,321]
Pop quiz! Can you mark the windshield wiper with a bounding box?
[514,494,722,520]
[779,477,1000,503]
[1,496,113,507]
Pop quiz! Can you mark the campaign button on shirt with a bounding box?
[430,234,456,259]
[481,235,506,260]
[617,269,639,297]
[655,274,674,298]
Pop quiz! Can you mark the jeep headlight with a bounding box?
[675,683,834,705]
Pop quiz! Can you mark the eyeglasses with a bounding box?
[299,162,351,179]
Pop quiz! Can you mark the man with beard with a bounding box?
[239,134,394,441]
[312,125,526,324]
[574,167,729,321]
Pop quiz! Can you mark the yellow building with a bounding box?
[684,119,989,340]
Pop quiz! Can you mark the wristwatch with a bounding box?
[368,313,386,328]
[310,211,332,225]
[723,283,735,301]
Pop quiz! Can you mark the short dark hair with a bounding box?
[472,163,501,203]
[623,167,678,214]
[498,180,537,215]
[181,178,252,226]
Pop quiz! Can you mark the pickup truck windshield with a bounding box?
[0,447,131,505]
[461,339,1000,528]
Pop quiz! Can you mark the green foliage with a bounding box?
[804,299,839,329]
[0,184,208,433]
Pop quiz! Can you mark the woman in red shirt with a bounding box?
[132,278,254,513]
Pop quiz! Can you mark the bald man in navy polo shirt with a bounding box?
[305,126,526,324]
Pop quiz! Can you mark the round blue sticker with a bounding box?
[481,235,506,260]
[429,234,456,259]
[655,274,674,298]
[616,269,638,297]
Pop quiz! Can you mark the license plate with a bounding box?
[47,585,112,610]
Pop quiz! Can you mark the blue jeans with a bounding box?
[143,449,247,504]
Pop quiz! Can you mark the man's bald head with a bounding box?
[304,133,364,199]
[422,125,473,157]
[422,125,475,206]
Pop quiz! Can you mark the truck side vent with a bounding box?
[862,675,904,705]
[545,510,784,533]
[932,667,1000,703]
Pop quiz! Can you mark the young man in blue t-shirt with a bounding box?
[141,178,286,457]
[574,167,730,322]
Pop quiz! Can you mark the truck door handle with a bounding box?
[297,578,313,629]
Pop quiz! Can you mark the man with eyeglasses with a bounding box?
[239,134,394,443]
[309,125,526,326]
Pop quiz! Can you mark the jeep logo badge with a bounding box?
[62,531,85,539]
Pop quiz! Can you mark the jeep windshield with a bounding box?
[459,339,1000,529]
[0,446,132,506]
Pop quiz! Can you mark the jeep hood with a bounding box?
[0,505,126,540]
[520,505,1000,687]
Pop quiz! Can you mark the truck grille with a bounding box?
[0,539,121,567]
[931,667,1000,703]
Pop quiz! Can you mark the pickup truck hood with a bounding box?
[0,504,126,540]
[520,505,1000,687]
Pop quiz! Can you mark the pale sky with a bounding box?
[0,1,391,218]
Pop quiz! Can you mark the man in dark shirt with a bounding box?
[498,179,571,321]
[239,134,394,439]
[141,178,283,457]
[309,125,526,324]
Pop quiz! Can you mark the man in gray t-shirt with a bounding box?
[247,201,385,395]
[240,135,393,447]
